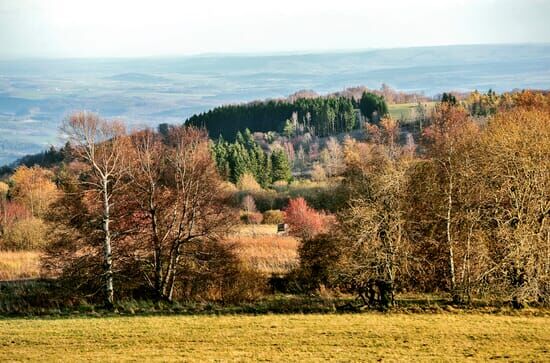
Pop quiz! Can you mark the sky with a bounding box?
[1,0,549,59]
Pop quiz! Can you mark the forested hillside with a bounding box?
[186,97,358,139]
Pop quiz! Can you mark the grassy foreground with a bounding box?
[1,314,548,362]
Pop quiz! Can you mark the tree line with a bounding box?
[186,96,362,140]
[294,91,550,309]
[1,90,547,311]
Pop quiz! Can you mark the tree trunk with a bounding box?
[161,245,180,301]
[102,178,114,309]
[150,200,163,301]
[446,161,457,300]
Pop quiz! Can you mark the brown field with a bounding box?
[229,235,299,274]
[0,314,548,362]
[228,224,299,274]
[0,225,298,280]
[235,224,281,236]
[0,251,41,281]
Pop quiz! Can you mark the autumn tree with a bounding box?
[237,173,262,192]
[10,166,58,217]
[127,127,237,301]
[330,126,413,308]
[60,112,129,308]
[0,181,8,202]
[0,201,31,249]
[473,103,550,306]
[419,103,479,300]
[284,197,332,240]
[0,182,8,233]
[320,137,344,177]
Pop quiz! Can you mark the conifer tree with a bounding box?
[271,149,292,182]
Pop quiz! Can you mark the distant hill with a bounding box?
[104,72,169,83]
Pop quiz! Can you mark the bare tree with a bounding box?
[335,135,412,308]
[127,129,168,299]
[320,137,343,177]
[61,112,128,308]
[422,104,477,300]
[128,127,236,301]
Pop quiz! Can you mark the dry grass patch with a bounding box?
[0,314,548,362]
[236,223,279,236]
[227,229,299,275]
[0,251,41,281]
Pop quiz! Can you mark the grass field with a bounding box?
[388,102,436,121]
[0,314,548,361]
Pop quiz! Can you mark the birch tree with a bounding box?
[128,127,236,301]
[61,112,128,308]
[421,103,478,300]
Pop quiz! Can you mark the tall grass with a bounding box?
[227,231,299,275]
[236,224,279,236]
[0,225,296,281]
[0,251,41,281]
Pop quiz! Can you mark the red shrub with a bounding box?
[283,198,333,240]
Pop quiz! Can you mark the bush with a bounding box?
[311,163,327,182]
[237,173,263,192]
[262,209,284,224]
[273,180,288,189]
[176,240,267,303]
[1,217,48,250]
[283,198,334,240]
[240,212,263,224]
[220,181,238,194]
[297,233,342,291]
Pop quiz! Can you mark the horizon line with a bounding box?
[1,41,549,62]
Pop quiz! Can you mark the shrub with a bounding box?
[262,209,284,224]
[283,198,334,240]
[248,190,285,212]
[241,194,257,213]
[311,163,327,182]
[237,173,262,192]
[273,180,288,189]
[2,217,48,250]
[220,181,238,194]
[297,233,342,291]
[240,212,263,224]
[176,240,267,303]
[0,181,8,198]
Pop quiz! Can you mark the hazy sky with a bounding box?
[1,0,549,58]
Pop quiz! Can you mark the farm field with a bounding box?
[0,314,548,361]
[388,101,436,121]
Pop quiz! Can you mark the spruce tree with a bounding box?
[271,149,292,182]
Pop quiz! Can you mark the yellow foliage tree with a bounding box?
[10,166,58,217]
[237,173,262,192]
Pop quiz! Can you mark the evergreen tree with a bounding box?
[359,92,388,123]
[228,142,249,183]
[271,149,292,182]
[441,92,457,106]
